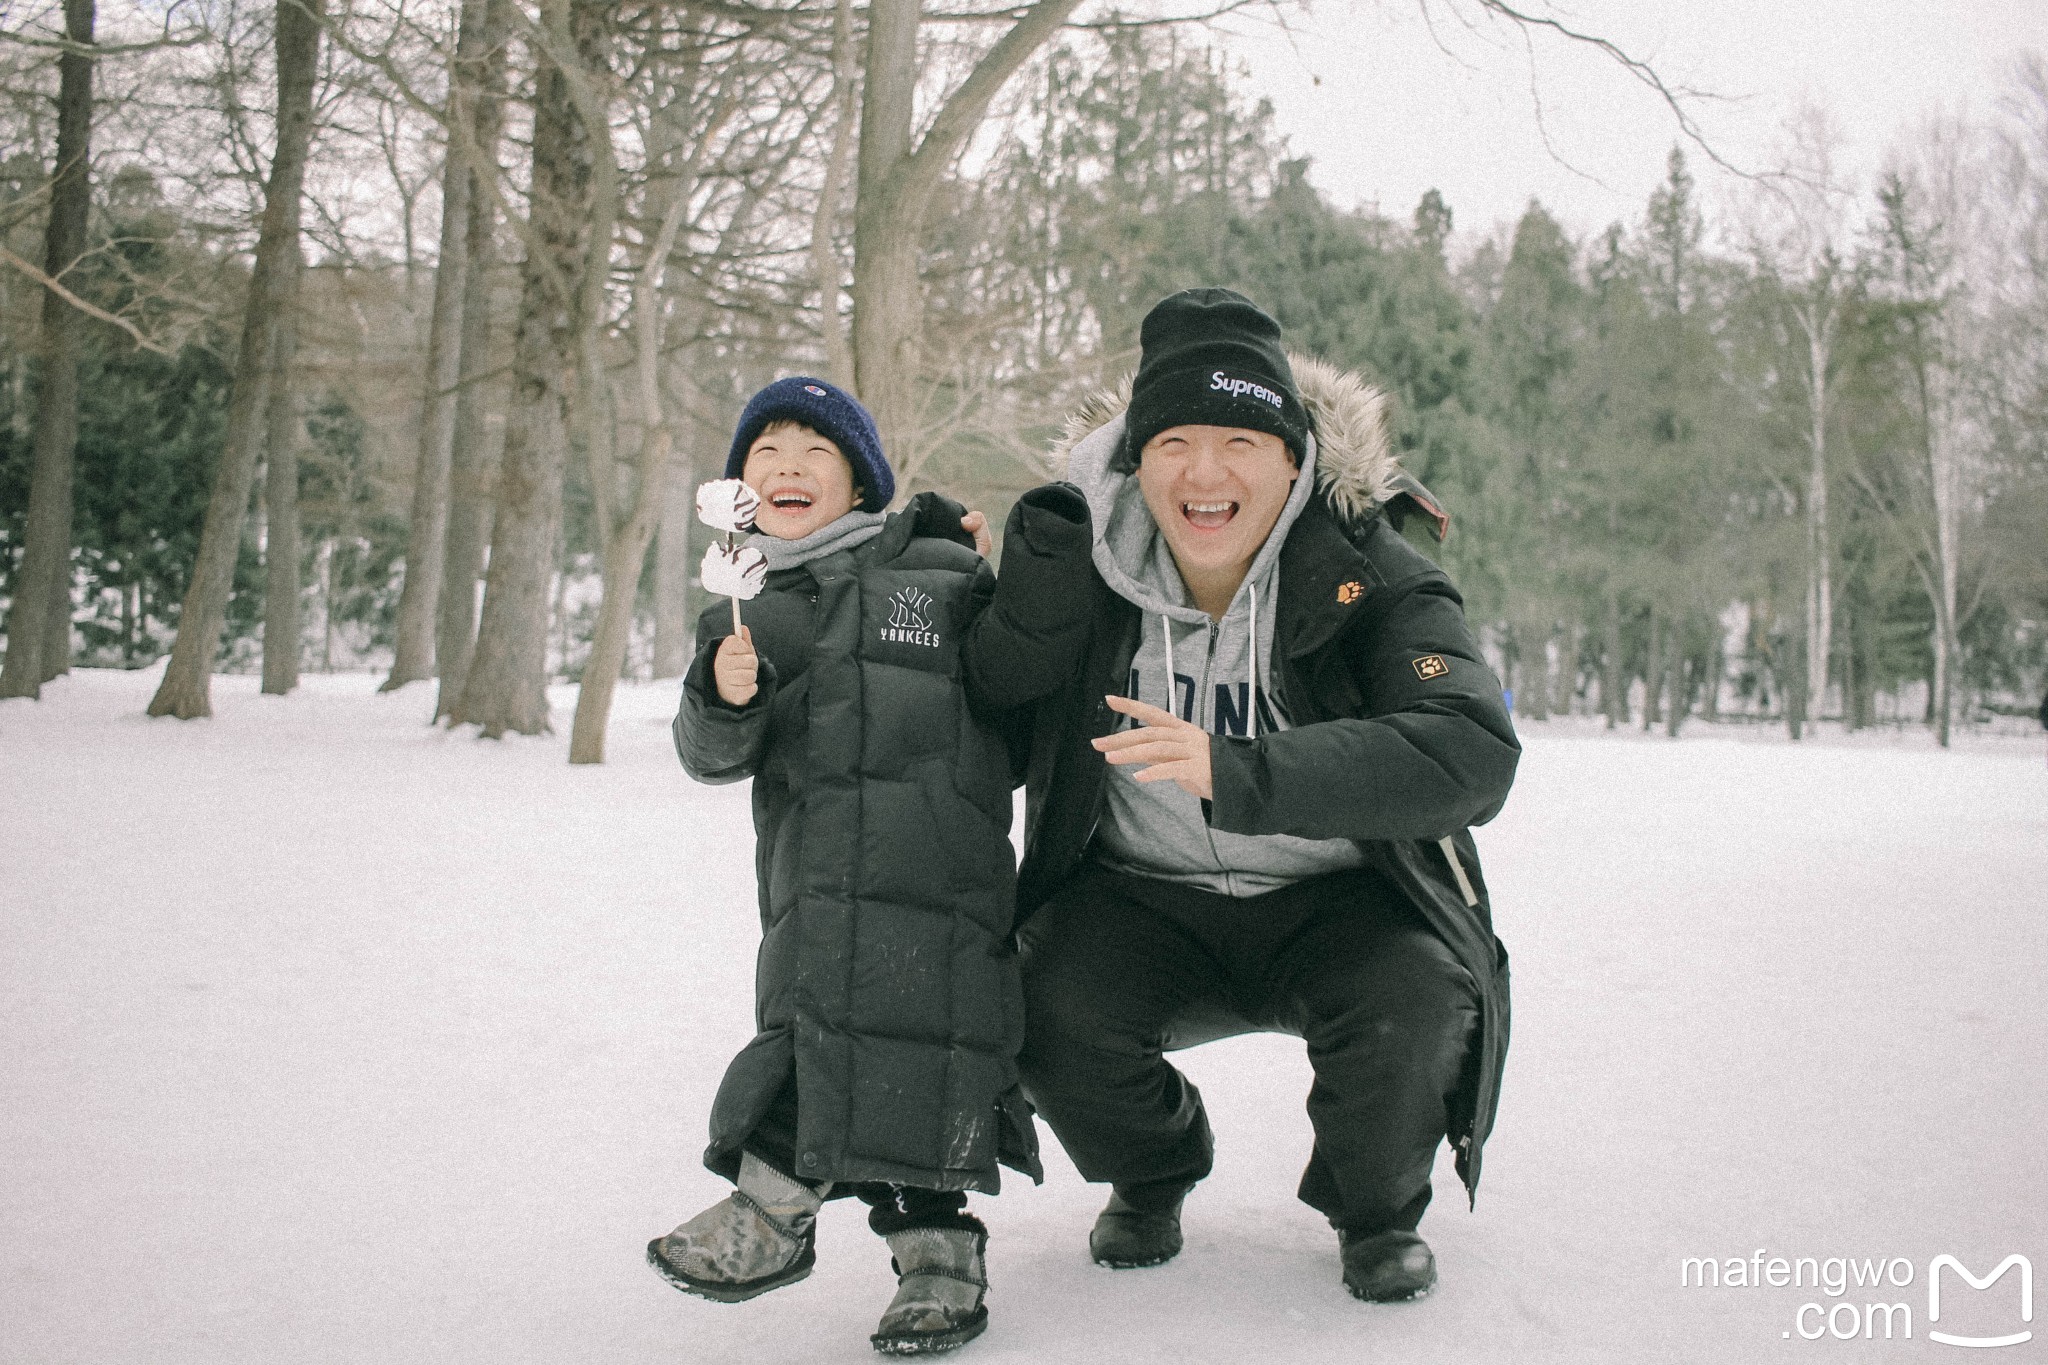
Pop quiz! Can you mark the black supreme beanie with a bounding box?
[1119,288,1310,470]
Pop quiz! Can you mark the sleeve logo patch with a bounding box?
[1337,580,1365,604]
[1412,654,1450,681]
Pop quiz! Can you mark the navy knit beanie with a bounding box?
[1119,288,1311,471]
[725,376,893,511]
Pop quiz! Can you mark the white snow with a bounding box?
[4,669,2044,1364]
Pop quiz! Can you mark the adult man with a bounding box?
[965,288,1517,1302]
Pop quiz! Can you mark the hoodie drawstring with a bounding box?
[1160,587,1261,734]
[1161,613,1176,720]
[1247,583,1260,739]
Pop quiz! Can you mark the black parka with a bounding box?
[675,493,1040,1194]
[961,362,1519,1201]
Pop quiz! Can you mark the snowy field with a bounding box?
[3,667,2044,1365]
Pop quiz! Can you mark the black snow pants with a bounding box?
[1017,863,1480,1237]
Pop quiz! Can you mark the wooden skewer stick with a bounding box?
[725,529,744,635]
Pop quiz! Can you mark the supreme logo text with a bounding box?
[1210,371,1285,410]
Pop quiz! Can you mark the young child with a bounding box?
[649,376,1039,1356]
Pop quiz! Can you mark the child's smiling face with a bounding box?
[742,421,862,540]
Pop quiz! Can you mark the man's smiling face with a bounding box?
[1136,424,1299,595]
[741,421,862,540]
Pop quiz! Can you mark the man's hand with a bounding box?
[961,508,993,559]
[713,626,759,706]
[1093,695,1212,799]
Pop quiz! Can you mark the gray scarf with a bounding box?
[751,508,888,572]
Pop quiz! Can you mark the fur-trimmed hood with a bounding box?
[1047,353,1449,541]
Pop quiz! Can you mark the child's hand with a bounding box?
[714,626,759,706]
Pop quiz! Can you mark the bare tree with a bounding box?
[433,0,511,720]
[566,166,688,763]
[260,239,304,694]
[1858,150,1981,747]
[148,0,325,719]
[849,0,1087,477]
[1746,106,1853,730]
[447,0,609,738]
[382,0,498,693]
[0,0,93,699]
[808,0,857,390]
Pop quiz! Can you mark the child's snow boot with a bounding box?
[1088,1185,1185,1268]
[1338,1228,1437,1302]
[647,1152,828,1303]
[870,1226,989,1355]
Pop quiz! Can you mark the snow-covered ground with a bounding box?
[4,668,2044,1365]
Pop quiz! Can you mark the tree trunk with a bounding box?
[809,0,857,390]
[1701,629,1723,723]
[1553,622,1579,716]
[1665,623,1690,737]
[1803,383,1831,724]
[0,0,93,699]
[848,0,921,465]
[1783,614,1806,741]
[260,243,304,695]
[1601,588,1624,729]
[147,0,321,718]
[848,0,1085,477]
[649,445,693,679]
[1931,446,1959,750]
[1642,611,1663,731]
[1792,290,1835,727]
[567,470,664,763]
[1518,621,1549,721]
[449,0,606,738]
[383,0,498,692]
[432,0,511,721]
[567,151,688,764]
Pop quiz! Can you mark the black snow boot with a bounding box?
[1088,1185,1186,1269]
[1339,1229,1437,1302]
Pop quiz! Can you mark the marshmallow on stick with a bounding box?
[696,478,765,633]
[696,478,760,534]
[701,541,768,600]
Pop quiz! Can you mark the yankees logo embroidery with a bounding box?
[881,587,940,647]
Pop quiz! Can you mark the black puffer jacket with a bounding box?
[675,493,1040,1194]
[962,360,1519,1200]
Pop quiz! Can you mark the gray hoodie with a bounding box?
[1066,413,1368,897]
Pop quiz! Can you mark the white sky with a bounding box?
[1208,0,2048,249]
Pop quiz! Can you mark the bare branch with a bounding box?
[0,242,173,354]
[1472,0,1753,180]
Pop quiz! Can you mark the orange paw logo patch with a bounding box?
[1336,580,1365,604]
[1412,654,1449,681]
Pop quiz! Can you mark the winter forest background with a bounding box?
[2,0,2045,746]
[4,6,2045,1363]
